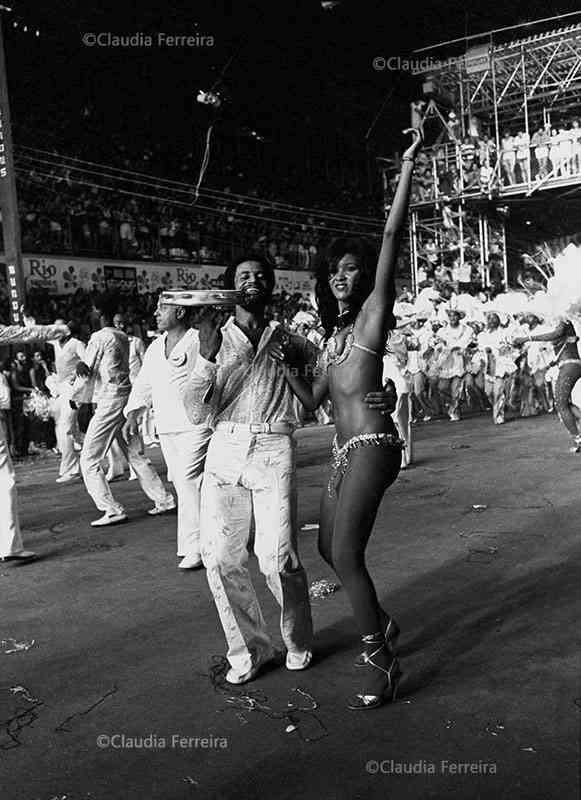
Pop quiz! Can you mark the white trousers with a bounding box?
[201,430,312,675]
[0,421,24,557]
[55,394,80,477]
[107,439,137,479]
[159,429,212,557]
[80,394,172,516]
[392,393,413,467]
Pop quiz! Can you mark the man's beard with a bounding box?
[239,290,269,311]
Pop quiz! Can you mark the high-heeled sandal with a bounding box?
[569,434,581,453]
[347,634,402,711]
[354,611,399,667]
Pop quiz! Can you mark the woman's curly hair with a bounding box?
[315,237,379,339]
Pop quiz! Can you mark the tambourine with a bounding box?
[160,290,243,307]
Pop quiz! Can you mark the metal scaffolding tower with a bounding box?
[398,20,581,293]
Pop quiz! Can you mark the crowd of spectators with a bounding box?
[399,107,581,205]
[14,113,382,269]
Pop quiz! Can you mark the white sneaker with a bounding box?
[285,650,313,671]
[147,500,176,516]
[56,473,80,484]
[90,511,128,527]
[178,554,204,570]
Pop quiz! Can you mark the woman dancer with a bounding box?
[514,318,581,451]
[269,128,422,710]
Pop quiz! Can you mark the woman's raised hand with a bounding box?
[402,127,424,160]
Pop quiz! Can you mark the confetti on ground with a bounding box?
[55,686,119,733]
[445,720,454,729]
[472,504,488,511]
[300,523,319,531]
[9,686,39,704]
[1,638,35,654]
[520,746,536,752]
[206,658,328,743]
[285,724,298,733]
[309,579,340,599]
[183,777,199,786]
[485,722,505,736]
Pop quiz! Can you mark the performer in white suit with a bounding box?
[0,321,69,562]
[107,313,146,481]
[49,320,86,483]
[74,295,175,527]
[124,299,212,569]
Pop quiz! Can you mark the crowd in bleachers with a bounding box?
[14,114,382,268]
[398,109,581,205]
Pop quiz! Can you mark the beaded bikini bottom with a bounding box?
[328,432,405,497]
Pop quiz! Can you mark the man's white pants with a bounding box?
[0,422,24,557]
[200,429,313,675]
[80,394,172,516]
[55,394,80,477]
[159,429,212,558]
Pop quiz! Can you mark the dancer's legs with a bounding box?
[554,363,581,437]
[322,444,401,636]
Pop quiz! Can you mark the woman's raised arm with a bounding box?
[371,128,423,309]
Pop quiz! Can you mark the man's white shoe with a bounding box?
[285,650,313,671]
[178,555,204,570]
[90,512,128,527]
[225,654,275,685]
[56,473,79,484]
[147,500,177,516]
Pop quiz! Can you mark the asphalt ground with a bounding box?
[1,413,579,800]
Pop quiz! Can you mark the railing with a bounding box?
[16,222,318,270]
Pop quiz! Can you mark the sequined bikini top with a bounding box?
[325,322,381,368]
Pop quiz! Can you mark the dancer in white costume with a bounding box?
[74,295,174,527]
[514,243,581,450]
[382,331,412,467]
[0,321,69,562]
[107,313,146,481]
[435,309,474,421]
[478,312,518,425]
[49,320,86,482]
[124,299,212,569]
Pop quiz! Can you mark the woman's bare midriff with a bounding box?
[328,350,399,446]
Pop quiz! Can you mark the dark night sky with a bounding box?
[6,0,581,168]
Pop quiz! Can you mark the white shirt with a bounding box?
[128,335,146,383]
[73,327,131,403]
[50,337,86,384]
[0,372,11,410]
[182,317,317,427]
[126,328,203,434]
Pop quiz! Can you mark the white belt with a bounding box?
[216,421,295,435]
